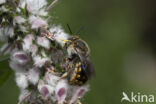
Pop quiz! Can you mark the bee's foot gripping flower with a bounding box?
[0,0,93,104]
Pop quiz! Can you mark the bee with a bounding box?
[62,36,95,85]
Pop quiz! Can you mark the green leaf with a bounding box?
[0,69,12,87]
[0,56,10,62]
[0,58,12,87]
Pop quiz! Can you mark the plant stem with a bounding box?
[46,0,62,11]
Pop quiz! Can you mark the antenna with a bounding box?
[66,24,84,35]
[67,24,73,34]
[74,26,84,35]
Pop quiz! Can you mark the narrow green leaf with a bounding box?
[0,58,12,87]
[0,56,10,62]
[0,69,12,87]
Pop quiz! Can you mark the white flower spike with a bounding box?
[0,0,6,4]
[0,0,94,103]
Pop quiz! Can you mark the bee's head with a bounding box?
[68,36,80,41]
[64,36,80,48]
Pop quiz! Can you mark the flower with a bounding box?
[19,25,27,32]
[40,85,52,98]
[28,67,40,85]
[15,73,28,90]
[38,80,54,99]
[0,26,14,41]
[18,0,26,8]
[0,0,93,103]
[0,0,6,4]
[29,16,47,29]
[37,36,50,49]
[14,16,26,24]
[10,58,29,73]
[26,0,47,16]
[30,45,38,56]
[22,34,34,51]
[44,72,60,87]
[69,85,89,104]
[22,35,39,56]
[19,89,30,102]
[0,6,8,12]
[10,61,22,72]
[0,43,9,53]
[12,51,30,64]
[55,79,68,104]
[49,26,69,47]
[33,55,51,67]
[0,28,6,41]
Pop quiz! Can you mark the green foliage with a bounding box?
[0,57,12,87]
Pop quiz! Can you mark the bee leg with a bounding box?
[58,69,71,82]
[57,39,71,43]
[60,64,72,79]
[56,72,69,83]
[60,72,69,79]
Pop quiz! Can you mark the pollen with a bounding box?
[76,63,79,67]
[78,68,82,72]
[75,67,78,71]
[71,73,77,80]
[78,62,81,66]
[77,75,80,78]
[70,64,73,68]
[71,77,75,81]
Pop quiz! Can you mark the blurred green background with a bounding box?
[1,0,156,104]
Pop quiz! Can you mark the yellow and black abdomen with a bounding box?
[68,62,88,86]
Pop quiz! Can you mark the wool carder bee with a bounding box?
[62,36,95,86]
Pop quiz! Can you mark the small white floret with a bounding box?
[37,36,50,49]
[55,79,68,104]
[14,16,26,24]
[15,73,28,90]
[19,89,30,102]
[12,51,30,64]
[49,26,69,47]
[33,55,51,67]
[0,43,8,52]
[69,84,89,104]
[26,0,47,16]
[22,34,34,51]
[9,60,26,72]
[0,0,6,4]
[38,80,54,98]
[18,0,26,8]
[0,26,14,41]
[29,16,47,29]
[0,6,8,12]
[28,67,40,85]
[44,72,59,87]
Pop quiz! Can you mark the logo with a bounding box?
[121,92,154,103]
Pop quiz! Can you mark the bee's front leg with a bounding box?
[60,61,73,79]
[60,72,69,79]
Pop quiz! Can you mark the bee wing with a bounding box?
[74,46,96,79]
[81,55,96,79]
[85,56,96,78]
